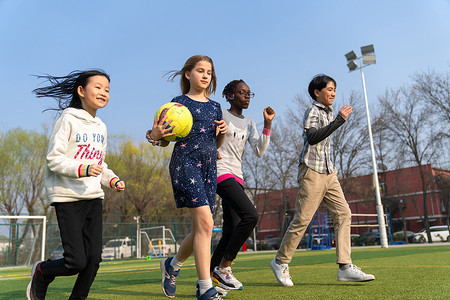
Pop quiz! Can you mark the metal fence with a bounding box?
[0,216,192,267]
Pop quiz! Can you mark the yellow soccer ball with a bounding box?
[154,102,193,142]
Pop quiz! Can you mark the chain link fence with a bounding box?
[0,215,193,267]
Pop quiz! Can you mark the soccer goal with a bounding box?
[0,216,47,266]
[137,226,178,258]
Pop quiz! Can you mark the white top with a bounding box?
[45,108,120,203]
[217,109,271,181]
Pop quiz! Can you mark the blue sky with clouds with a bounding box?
[1,0,449,140]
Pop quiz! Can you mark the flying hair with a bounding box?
[33,69,110,112]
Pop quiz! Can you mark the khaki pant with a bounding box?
[276,164,352,264]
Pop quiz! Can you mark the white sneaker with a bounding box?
[269,258,294,287]
[212,266,243,290]
[337,264,375,282]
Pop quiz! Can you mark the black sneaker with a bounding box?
[26,261,53,300]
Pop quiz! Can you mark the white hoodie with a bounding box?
[46,108,120,203]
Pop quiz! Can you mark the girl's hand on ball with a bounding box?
[88,164,103,177]
[151,108,176,140]
[214,120,228,135]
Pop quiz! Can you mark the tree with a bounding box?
[330,91,371,187]
[0,128,49,264]
[378,87,441,243]
[261,119,302,236]
[16,129,49,263]
[412,69,450,124]
[242,143,279,241]
[103,138,177,223]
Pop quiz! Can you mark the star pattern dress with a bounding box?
[169,95,222,213]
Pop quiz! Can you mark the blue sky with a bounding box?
[1,0,450,140]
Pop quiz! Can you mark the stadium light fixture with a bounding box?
[345,50,358,62]
[344,44,389,248]
[361,44,375,55]
[363,54,376,65]
[347,60,358,71]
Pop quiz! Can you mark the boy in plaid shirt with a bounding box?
[270,74,376,286]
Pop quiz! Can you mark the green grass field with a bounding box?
[1,244,449,299]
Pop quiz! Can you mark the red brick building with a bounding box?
[254,164,449,240]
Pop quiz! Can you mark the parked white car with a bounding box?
[413,226,449,243]
[50,245,64,259]
[150,238,180,256]
[102,237,135,259]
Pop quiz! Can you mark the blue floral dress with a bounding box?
[169,95,222,213]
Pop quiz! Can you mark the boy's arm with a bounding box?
[305,115,345,145]
[306,104,352,145]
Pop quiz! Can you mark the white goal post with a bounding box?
[0,215,47,262]
[137,226,177,258]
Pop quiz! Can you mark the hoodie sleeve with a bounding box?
[46,114,83,178]
[99,132,121,188]
[247,119,270,158]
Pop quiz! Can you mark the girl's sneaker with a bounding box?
[196,286,223,300]
[212,266,243,290]
[196,283,228,298]
[26,261,54,300]
[213,286,229,297]
[160,257,180,298]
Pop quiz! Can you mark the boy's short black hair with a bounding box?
[308,74,337,101]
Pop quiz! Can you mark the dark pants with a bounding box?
[41,199,103,300]
[211,178,258,271]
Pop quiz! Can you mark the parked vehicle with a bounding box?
[150,238,180,256]
[359,231,381,246]
[392,231,415,243]
[413,226,450,243]
[102,237,135,259]
[50,244,64,259]
[264,237,281,250]
[297,235,308,249]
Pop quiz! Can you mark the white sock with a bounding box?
[170,256,183,271]
[198,278,213,295]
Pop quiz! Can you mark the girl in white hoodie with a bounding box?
[27,70,125,300]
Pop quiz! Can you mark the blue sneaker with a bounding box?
[196,286,223,300]
[160,257,179,298]
[196,283,228,298]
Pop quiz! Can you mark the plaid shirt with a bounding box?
[299,101,335,174]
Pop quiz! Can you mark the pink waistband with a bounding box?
[217,173,243,186]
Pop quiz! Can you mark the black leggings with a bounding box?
[40,199,103,300]
[211,178,258,271]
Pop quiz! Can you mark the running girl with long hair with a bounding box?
[27,70,125,300]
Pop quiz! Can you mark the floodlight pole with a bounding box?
[357,60,389,248]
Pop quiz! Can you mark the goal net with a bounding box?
[137,226,178,258]
[0,216,46,267]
